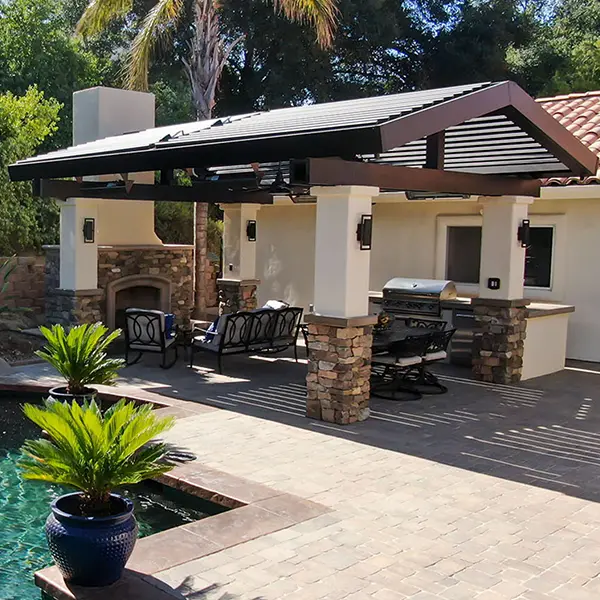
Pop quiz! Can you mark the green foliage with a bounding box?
[0,0,106,149]
[151,79,195,127]
[0,87,61,255]
[507,0,600,95]
[154,201,223,257]
[36,323,125,395]
[19,398,175,513]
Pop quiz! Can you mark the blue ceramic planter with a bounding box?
[45,492,138,587]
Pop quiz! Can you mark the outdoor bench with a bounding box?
[189,307,304,373]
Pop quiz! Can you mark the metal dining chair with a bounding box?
[405,328,456,394]
[371,334,431,401]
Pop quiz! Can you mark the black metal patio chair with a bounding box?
[124,308,179,369]
[404,328,456,394]
[371,334,432,401]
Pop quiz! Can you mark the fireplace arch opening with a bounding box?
[105,275,171,330]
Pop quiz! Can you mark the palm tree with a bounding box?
[76,0,339,317]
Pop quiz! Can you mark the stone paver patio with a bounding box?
[6,353,600,599]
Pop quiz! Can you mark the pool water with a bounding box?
[0,396,221,600]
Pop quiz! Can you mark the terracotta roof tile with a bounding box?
[538,91,600,184]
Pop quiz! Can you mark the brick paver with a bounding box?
[142,364,600,598]
[8,358,600,599]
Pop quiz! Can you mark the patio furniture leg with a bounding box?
[126,350,143,366]
[300,325,309,358]
[217,354,223,375]
[189,344,195,368]
[406,365,448,394]
[160,345,178,369]
[371,365,422,401]
[294,343,299,363]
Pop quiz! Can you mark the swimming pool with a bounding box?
[0,394,218,600]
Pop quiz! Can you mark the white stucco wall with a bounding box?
[253,188,600,363]
[522,313,570,380]
[256,204,316,309]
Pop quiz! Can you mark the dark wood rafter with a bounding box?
[291,158,542,197]
[504,83,599,177]
[33,179,274,204]
[380,81,598,177]
[425,132,445,170]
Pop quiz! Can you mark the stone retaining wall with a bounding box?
[0,256,45,314]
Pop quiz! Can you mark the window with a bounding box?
[524,227,553,288]
[445,225,554,288]
[446,226,482,284]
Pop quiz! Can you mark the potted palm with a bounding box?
[36,323,125,403]
[19,398,175,586]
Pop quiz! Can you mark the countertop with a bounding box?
[369,292,575,318]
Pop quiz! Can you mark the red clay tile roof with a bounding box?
[537,90,600,185]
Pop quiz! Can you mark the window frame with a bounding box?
[435,214,566,300]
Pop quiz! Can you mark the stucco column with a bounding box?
[472,196,533,384]
[72,87,161,246]
[49,87,162,326]
[306,186,379,425]
[60,199,98,291]
[218,204,261,314]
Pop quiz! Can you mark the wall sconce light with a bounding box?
[356,215,373,250]
[517,219,530,248]
[83,218,95,244]
[246,220,257,242]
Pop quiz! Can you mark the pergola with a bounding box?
[10,80,598,424]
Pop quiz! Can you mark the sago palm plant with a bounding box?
[36,323,125,395]
[19,399,175,515]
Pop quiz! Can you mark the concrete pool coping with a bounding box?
[0,381,328,600]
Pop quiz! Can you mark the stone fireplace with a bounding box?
[107,275,171,330]
[45,245,194,329]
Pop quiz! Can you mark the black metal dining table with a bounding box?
[371,325,432,354]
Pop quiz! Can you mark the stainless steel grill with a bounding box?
[382,278,457,318]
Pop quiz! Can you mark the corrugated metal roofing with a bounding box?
[158,82,491,148]
[8,80,595,182]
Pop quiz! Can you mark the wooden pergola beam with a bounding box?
[425,132,445,170]
[33,179,274,204]
[380,81,598,177]
[291,158,542,197]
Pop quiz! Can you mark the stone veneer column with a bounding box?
[217,279,260,315]
[305,315,376,424]
[307,185,379,424]
[472,196,533,384]
[472,298,529,384]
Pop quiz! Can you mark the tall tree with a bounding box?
[217,0,435,115]
[76,0,339,317]
[0,0,105,148]
[507,0,600,95]
[0,88,62,254]
[422,0,537,88]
